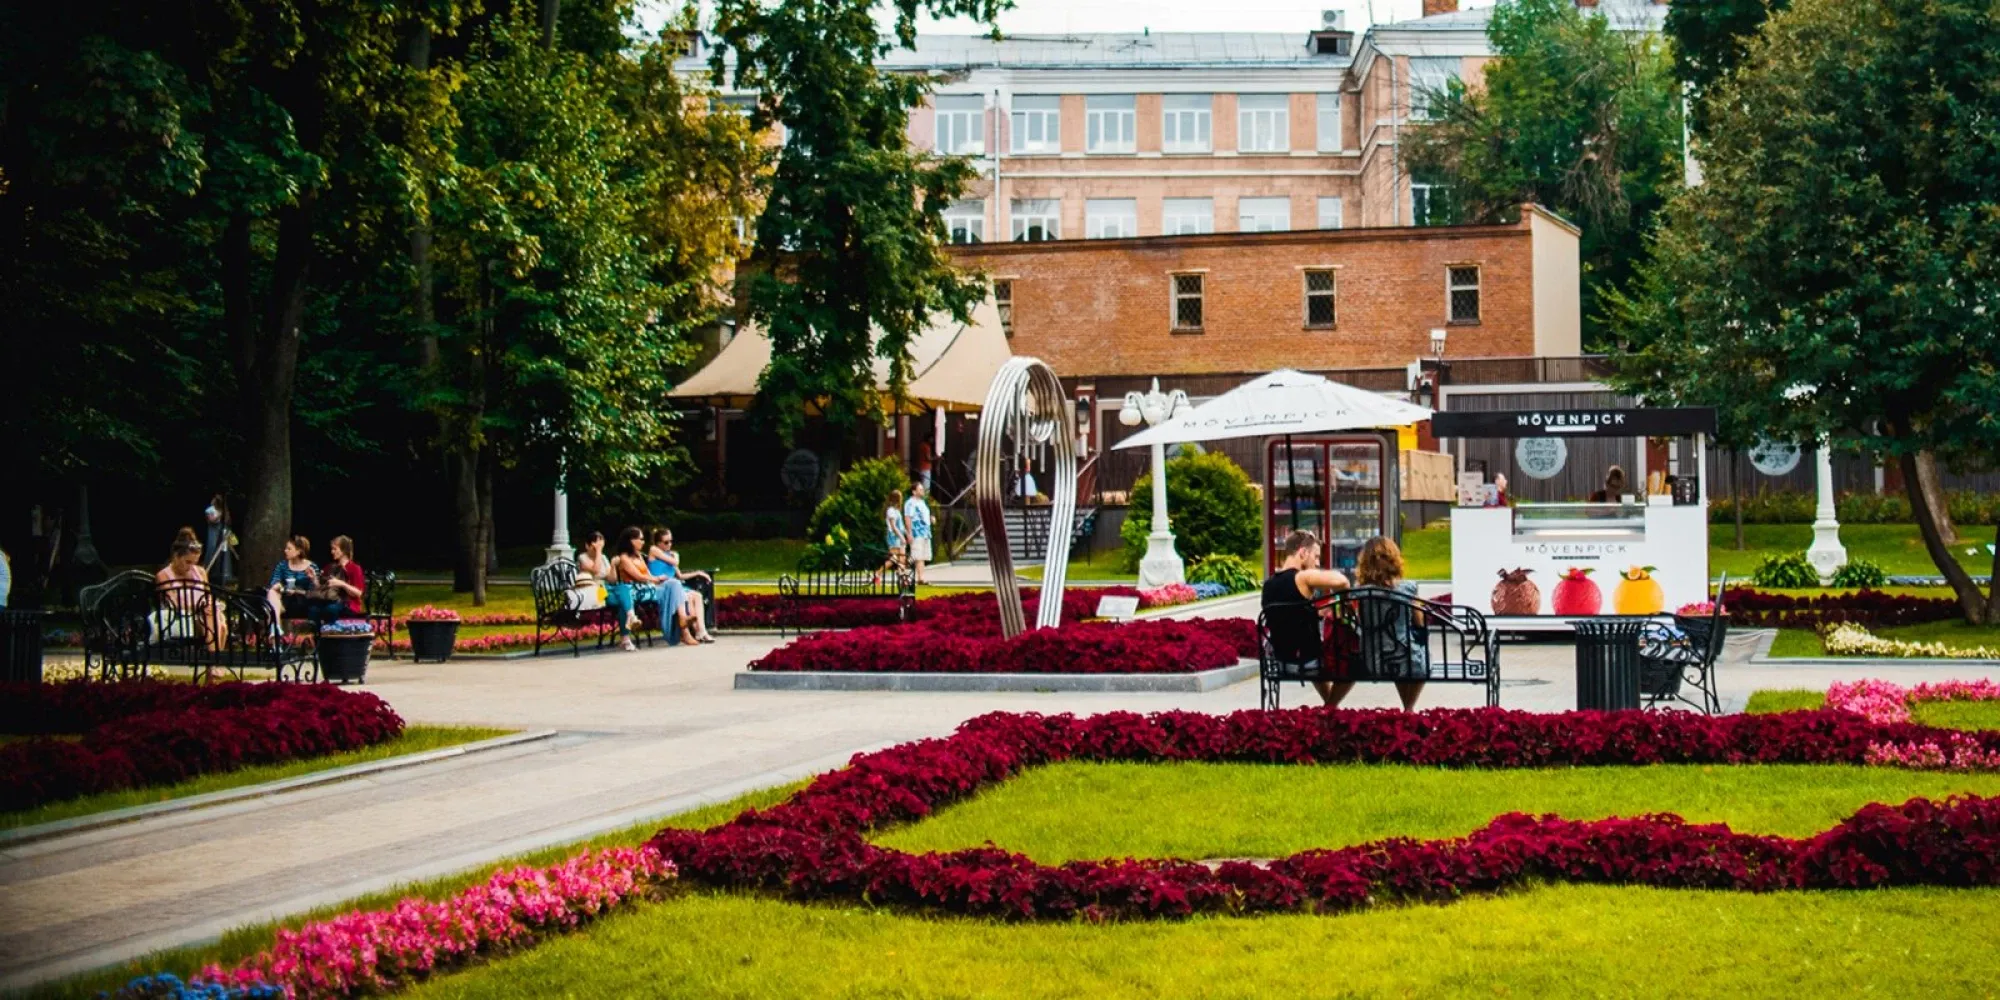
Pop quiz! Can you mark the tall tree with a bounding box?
[1401,0,1682,347]
[704,0,1001,443]
[1609,0,2000,622]
[1663,0,1789,136]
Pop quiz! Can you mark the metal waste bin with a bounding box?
[1571,618,1645,711]
[0,609,47,684]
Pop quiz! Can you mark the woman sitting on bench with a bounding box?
[1333,536,1428,712]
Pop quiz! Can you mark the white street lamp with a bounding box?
[1783,383,1846,583]
[1121,378,1191,588]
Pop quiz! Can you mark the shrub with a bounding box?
[802,457,938,570]
[1829,559,1888,589]
[1709,488,1998,525]
[1121,452,1262,570]
[1719,586,1959,629]
[1751,552,1820,589]
[1188,553,1261,593]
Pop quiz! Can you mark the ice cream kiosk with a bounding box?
[1431,407,1714,623]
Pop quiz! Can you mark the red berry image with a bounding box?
[1551,567,1602,616]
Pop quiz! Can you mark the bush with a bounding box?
[1709,488,1999,525]
[1188,553,1261,594]
[1121,452,1262,570]
[1719,587,1960,629]
[1752,552,1821,589]
[803,457,919,570]
[1829,559,1889,589]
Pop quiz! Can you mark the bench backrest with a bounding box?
[1322,586,1491,680]
[531,561,579,619]
[779,569,912,598]
[364,569,396,618]
[81,573,286,670]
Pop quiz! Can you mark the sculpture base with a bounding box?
[1806,519,1846,585]
[1138,533,1186,589]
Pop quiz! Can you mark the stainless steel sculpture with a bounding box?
[976,357,1078,638]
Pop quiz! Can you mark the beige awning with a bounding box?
[670,297,1008,413]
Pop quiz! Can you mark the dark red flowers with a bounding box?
[646,707,2000,920]
[0,681,405,812]
[1720,586,1961,629]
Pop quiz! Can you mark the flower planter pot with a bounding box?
[407,620,460,663]
[317,633,373,683]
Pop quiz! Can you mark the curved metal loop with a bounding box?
[976,357,1078,639]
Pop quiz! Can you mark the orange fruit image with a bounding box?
[1613,565,1665,615]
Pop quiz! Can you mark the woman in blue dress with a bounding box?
[647,527,713,645]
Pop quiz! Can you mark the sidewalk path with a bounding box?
[4,614,1997,989]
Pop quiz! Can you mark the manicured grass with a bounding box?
[1743,689,2000,731]
[1401,520,1452,579]
[1017,543,1140,583]
[32,781,808,1000]
[1767,618,2000,659]
[674,538,809,579]
[872,761,2000,864]
[399,884,2000,1000]
[1,726,515,832]
[1744,689,1827,714]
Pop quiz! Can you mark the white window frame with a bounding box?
[1011,199,1061,242]
[1316,92,1341,152]
[1010,96,1060,154]
[1237,196,1291,233]
[1447,264,1482,323]
[933,95,985,156]
[1162,198,1214,235]
[1317,197,1344,230]
[1085,95,1136,154]
[1304,269,1337,329]
[943,200,984,244]
[1412,180,1450,226]
[1171,273,1205,332]
[1161,95,1212,153]
[1237,94,1290,153]
[1085,199,1138,240]
[1409,57,1460,121]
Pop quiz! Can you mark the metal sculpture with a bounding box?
[976,357,1078,638]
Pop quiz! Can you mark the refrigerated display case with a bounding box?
[1264,433,1400,574]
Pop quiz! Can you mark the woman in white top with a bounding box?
[873,489,909,586]
[571,532,609,610]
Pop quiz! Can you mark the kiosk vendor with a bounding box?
[1431,407,1715,619]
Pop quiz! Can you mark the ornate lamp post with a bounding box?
[1120,378,1190,588]
[1783,384,1846,584]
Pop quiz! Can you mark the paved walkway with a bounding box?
[5,602,1999,989]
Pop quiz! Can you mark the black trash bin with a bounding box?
[1571,618,1646,711]
[0,609,48,684]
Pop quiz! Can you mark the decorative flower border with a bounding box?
[1825,679,2000,768]
[1721,587,1960,629]
[1822,623,2000,661]
[0,681,404,812]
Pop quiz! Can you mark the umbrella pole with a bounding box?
[1286,433,1298,531]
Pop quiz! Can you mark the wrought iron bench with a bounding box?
[79,571,315,683]
[1258,587,1501,710]
[774,567,916,636]
[1639,574,1729,715]
[529,560,662,657]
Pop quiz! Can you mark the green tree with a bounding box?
[1121,452,1262,571]
[1609,0,2000,622]
[1401,0,1682,346]
[703,0,1001,443]
[1663,0,1789,135]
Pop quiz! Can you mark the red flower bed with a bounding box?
[0,681,405,812]
[1720,587,1961,629]
[646,707,2000,920]
[717,586,1143,631]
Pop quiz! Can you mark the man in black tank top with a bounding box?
[1261,529,1351,704]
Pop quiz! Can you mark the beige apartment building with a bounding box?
[875,0,1666,240]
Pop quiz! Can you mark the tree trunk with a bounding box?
[232,192,315,580]
[1913,450,1958,545]
[405,22,436,368]
[481,464,498,579]
[1899,450,1990,624]
[540,0,560,47]
[1731,451,1744,550]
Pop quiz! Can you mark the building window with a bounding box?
[1448,265,1481,323]
[1085,198,1137,239]
[1317,197,1344,230]
[1086,95,1136,153]
[1237,94,1290,153]
[1237,196,1291,233]
[1162,94,1212,153]
[994,279,1013,336]
[1011,199,1060,242]
[1011,96,1060,154]
[1163,197,1214,235]
[1409,57,1461,121]
[943,200,984,244]
[1316,93,1341,152]
[1304,269,1337,328]
[1412,179,1453,226]
[1172,273,1204,331]
[934,95,985,155]
[712,94,756,118]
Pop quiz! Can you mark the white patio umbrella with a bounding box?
[1113,369,1432,450]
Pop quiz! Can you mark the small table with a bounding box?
[1570,618,1647,711]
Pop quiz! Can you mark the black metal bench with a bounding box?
[1640,575,1729,715]
[774,568,916,636]
[1258,586,1501,710]
[79,570,315,683]
[529,560,663,656]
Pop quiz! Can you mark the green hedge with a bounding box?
[1709,490,2000,525]
[1121,452,1262,570]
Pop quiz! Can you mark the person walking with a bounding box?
[873,489,909,586]
[903,483,933,586]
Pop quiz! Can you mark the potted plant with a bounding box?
[317,619,374,683]
[405,605,462,663]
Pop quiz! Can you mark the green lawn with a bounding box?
[1745,690,2000,731]
[2,726,514,832]
[1768,618,2000,659]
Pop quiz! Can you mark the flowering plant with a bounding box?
[1138,583,1201,609]
[318,619,374,636]
[1822,622,2000,660]
[1674,600,1719,617]
[405,605,463,623]
[1720,587,1958,629]
[1190,582,1231,600]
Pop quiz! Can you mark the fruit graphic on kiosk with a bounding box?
[1490,569,1541,615]
[1550,568,1601,615]
[1614,565,1665,614]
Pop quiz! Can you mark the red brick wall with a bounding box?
[950,218,1541,380]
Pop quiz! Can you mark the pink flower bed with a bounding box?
[1139,584,1200,609]
[1827,679,2000,769]
[197,847,672,999]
